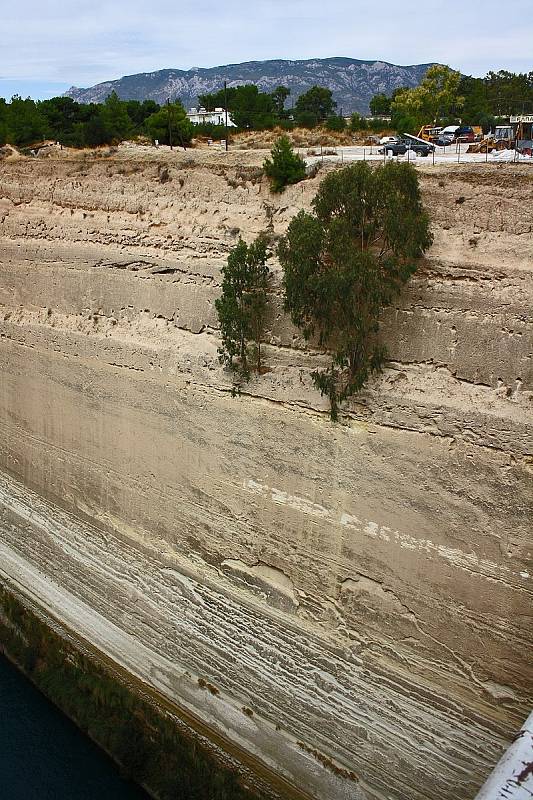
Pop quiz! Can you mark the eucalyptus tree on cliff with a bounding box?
[278,161,433,419]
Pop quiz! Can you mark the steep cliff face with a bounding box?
[0,149,532,800]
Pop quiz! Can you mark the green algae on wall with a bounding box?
[0,583,265,800]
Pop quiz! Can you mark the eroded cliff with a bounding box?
[0,148,532,800]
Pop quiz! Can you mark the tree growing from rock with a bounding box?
[278,161,432,420]
[263,136,306,193]
[216,237,270,380]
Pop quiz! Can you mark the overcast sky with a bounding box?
[2,0,532,99]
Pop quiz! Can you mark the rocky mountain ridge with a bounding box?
[65,57,435,113]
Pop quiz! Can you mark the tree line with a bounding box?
[198,84,389,133]
[370,66,533,133]
[3,67,531,149]
[0,84,368,149]
[0,91,194,148]
[198,83,347,130]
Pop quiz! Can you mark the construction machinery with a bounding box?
[416,125,442,143]
[467,125,514,153]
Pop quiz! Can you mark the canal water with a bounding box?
[0,653,149,799]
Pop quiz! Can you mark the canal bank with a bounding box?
[0,581,272,800]
[0,652,149,800]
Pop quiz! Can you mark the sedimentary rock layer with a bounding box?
[0,149,532,800]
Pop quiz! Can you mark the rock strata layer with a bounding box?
[0,149,532,800]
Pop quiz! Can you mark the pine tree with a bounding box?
[263,136,306,193]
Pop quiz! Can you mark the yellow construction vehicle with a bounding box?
[467,125,514,153]
[417,124,442,143]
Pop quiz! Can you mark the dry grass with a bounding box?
[231,125,394,150]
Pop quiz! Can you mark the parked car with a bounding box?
[455,126,475,142]
[437,125,475,146]
[379,138,434,157]
[439,125,460,139]
[437,133,455,146]
[379,135,399,145]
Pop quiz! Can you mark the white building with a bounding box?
[187,107,236,127]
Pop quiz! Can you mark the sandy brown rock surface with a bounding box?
[0,148,532,800]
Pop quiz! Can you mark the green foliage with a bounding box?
[391,65,463,131]
[144,100,193,145]
[263,135,306,193]
[38,96,80,142]
[278,118,295,131]
[325,115,346,131]
[100,91,133,141]
[387,68,533,131]
[5,95,48,146]
[0,586,259,800]
[484,70,533,114]
[278,161,432,420]
[192,121,227,140]
[198,84,290,130]
[349,113,389,133]
[369,92,392,116]
[215,236,270,379]
[458,75,490,123]
[0,98,9,145]
[198,84,277,129]
[349,112,365,131]
[124,99,159,126]
[0,92,167,148]
[294,110,318,128]
[295,85,336,122]
[271,85,290,117]
[83,112,112,147]
[390,110,418,136]
[460,70,533,121]
[367,117,390,132]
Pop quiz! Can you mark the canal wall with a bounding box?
[0,149,531,799]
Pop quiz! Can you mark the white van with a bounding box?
[437,125,459,146]
[440,125,459,137]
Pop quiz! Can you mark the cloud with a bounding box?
[1,0,531,95]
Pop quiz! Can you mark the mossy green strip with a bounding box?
[0,583,264,800]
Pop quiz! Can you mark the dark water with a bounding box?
[0,654,149,800]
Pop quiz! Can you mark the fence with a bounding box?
[296,141,531,168]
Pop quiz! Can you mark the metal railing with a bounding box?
[474,710,533,799]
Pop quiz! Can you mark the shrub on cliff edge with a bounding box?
[263,136,306,193]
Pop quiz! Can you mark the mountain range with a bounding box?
[65,57,434,114]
